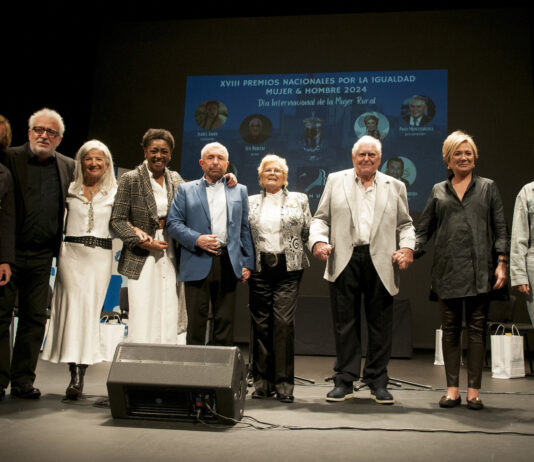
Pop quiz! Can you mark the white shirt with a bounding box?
[146,162,168,218]
[257,189,283,254]
[353,172,376,245]
[204,177,227,245]
[410,116,423,126]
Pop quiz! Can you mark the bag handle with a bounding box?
[493,324,506,335]
[510,324,521,336]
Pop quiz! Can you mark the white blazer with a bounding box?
[309,169,415,295]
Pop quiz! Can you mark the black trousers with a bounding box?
[329,246,393,389]
[0,248,53,387]
[249,254,302,396]
[184,251,238,346]
[439,294,489,389]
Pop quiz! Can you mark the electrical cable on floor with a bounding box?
[202,403,534,436]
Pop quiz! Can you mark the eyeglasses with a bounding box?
[264,168,283,174]
[32,126,60,139]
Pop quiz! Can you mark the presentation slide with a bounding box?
[181,70,447,212]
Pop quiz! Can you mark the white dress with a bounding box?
[42,183,117,364]
[126,173,187,344]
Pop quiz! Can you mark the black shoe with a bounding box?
[439,395,461,408]
[467,397,484,410]
[66,364,87,400]
[10,383,41,399]
[277,393,294,403]
[251,389,274,399]
[0,386,5,401]
[326,383,354,402]
[370,387,395,404]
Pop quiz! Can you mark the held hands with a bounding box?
[514,284,531,295]
[0,263,11,286]
[313,242,334,261]
[392,248,414,270]
[196,234,220,254]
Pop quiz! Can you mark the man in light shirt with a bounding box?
[309,135,415,405]
[167,142,254,346]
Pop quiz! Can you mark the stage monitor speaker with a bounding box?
[107,343,247,424]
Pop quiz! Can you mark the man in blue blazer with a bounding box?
[167,142,254,346]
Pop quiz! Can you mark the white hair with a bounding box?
[28,108,65,137]
[72,140,117,192]
[352,135,382,157]
[201,142,229,160]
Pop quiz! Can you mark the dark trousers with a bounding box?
[0,248,53,387]
[249,254,302,396]
[439,294,489,389]
[329,246,393,389]
[184,251,238,346]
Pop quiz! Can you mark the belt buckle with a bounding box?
[265,253,278,268]
[87,236,96,248]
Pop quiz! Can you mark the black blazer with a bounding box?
[0,162,15,264]
[1,142,75,257]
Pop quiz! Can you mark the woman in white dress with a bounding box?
[42,140,117,399]
[110,129,188,345]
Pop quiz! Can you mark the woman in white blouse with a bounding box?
[42,140,117,399]
[248,154,312,403]
[111,129,187,346]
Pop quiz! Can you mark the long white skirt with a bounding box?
[42,242,112,365]
[127,229,187,344]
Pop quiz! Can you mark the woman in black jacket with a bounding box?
[415,130,508,410]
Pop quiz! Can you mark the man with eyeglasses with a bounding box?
[309,135,415,406]
[0,108,74,399]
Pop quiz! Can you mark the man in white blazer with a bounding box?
[309,135,415,404]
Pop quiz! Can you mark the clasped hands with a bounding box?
[313,242,413,270]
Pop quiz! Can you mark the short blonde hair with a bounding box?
[442,130,479,166]
[257,154,289,188]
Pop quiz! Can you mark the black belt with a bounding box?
[65,236,112,249]
[215,246,228,256]
[260,252,285,268]
[353,244,370,253]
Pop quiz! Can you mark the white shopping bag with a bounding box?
[434,328,444,365]
[491,324,525,379]
[99,322,126,361]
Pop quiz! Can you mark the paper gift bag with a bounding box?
[100,322,126,361]
[434,328,444,365]
[491,324,525,379]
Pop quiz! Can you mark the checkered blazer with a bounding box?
[111,163,184,279]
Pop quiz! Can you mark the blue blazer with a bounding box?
[167,177,255,282]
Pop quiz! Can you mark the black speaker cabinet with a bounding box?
[107,343,247,424]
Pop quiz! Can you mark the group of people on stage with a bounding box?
[1,108,533,410]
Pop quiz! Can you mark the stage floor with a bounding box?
[1,349,533,462]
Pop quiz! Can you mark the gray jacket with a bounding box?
[248,188,311,272]
[510,181,534,287]
[110,163,184,279]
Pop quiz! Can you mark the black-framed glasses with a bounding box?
[32,126,60,139]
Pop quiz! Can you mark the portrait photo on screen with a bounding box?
[401,95,436,126]
[195,100,229,130]
[354,111,390,140]
[240,114,273,145]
